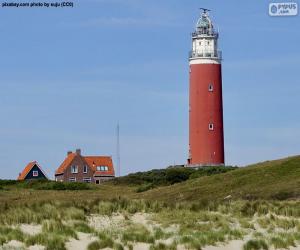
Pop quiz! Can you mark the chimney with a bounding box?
[76,149,81,155]
[67,151,72,156]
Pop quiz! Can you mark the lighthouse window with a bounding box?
[209,124,214,131]
[208,84,214,92]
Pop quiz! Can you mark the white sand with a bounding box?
[203,240,300,250]
[28,245,45,250]
[1,240,25,249]
[133,243,150,250]
[203,240,245,250]
[88,213,125,230]
[65,232,98,250]
[131,213,149,226]
[19,224,42,236]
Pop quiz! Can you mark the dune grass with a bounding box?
[0,199,300,249]
[0,155,300,249]
[243,239,269,250]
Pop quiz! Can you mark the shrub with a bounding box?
[88,241,102,250]
[136,183,154,193]
[114,243,124,250]
[15,180,92,190]
[122,225,154,243]
[111,166,237,189]
[72,222,94,233]
[271,191,294,200]
[25,233,67,250]
[42,219,77,239]
[243,239,269,250]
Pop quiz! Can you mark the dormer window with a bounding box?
[208,84,214,92]
[96,166,108,171]
[209,123,214,131]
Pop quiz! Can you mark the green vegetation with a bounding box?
[0,199,299,249]
[243,239,269,250]
[25,233,67,250]
[112,166,237,192]
[140,156,300,202]
[0,155,300,249]
[122,224,155,243]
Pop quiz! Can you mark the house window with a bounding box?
[83,177,91,183]
[208,84,213,92]
[71,165,78,174]
[209,123,214,131]
[33,171,38,177]
[95,180,100,184]
[83,165,88,174]
[97,166,108,171]
[69,177,76,182]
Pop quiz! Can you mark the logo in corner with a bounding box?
[269,2,298,16]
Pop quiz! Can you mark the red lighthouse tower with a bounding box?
[188,9,224,166]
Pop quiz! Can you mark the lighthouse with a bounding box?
[188,9,225,166]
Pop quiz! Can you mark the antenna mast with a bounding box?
[116,123,120,177]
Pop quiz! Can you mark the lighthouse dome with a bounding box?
[197,15,211,29]
[195,11,215,36]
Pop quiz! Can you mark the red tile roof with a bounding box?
[55,153,77,175]
[18,161,40,181]
[85,156,115,176]
[55,153,115,176]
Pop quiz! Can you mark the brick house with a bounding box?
[18,161,48,181]
[54,149,115,184]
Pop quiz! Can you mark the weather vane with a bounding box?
[199,8,211,13]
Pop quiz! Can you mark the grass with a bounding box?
[0,199,299,249]
[0,156,299,208]
[87,240,102,250]
[112,166,237,192]
[0,226,25,245]
[140,156,300,202]
[0,155,300,249]
[25,233,67,250]
[0,179,92,190]
[122,224,155,244]
[72,221,94,233]
[150,242,177,250]
[243,239,269,250]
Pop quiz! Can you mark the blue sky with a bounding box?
[0,0,299,179]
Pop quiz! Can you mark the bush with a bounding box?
[111,166,237,191]
[243,239,269,250]
[16,180,92,190]
[271,191,294,200]
[0,180,18,186]
[136,183,155,193]
[165,169,190,184]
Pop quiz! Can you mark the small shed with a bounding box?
[18,161,48,180]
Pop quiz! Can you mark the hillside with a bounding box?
[139,155,300,202]
[1,156,300,250]
[0,155,299,207]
